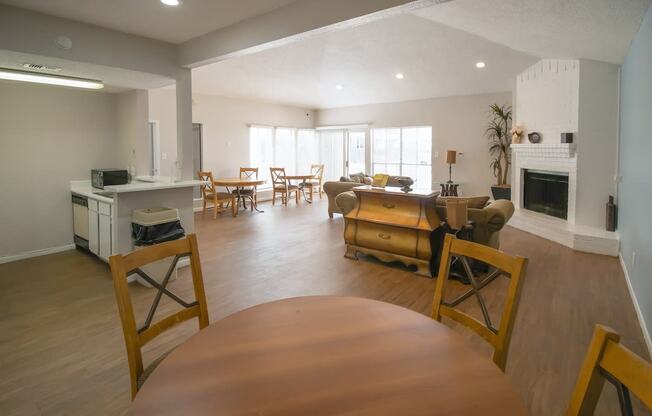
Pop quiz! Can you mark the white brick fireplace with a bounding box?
[509,59,620,256]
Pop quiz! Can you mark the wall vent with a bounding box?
[22,63,62,72]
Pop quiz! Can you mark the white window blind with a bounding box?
[372,126,432,190]
[249,126,274,186]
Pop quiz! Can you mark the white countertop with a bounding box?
[104,179,206,193]
[70,181,115,204]
[70,179,206,201]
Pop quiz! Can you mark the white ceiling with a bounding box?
[414,0,652,64]
[0,0,298,43]
[190,13,537,109]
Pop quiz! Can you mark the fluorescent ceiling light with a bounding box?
[475,61,486,68]
[160,0,180,6]
[395,73,404,79]
[335,84,343,90]
[0,68,104,89]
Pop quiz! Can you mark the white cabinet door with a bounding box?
[99,213,112,260]
[88,209,99,255]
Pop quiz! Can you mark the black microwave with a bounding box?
[92,169,129,189]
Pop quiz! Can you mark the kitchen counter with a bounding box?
[70,181,114,204]
[104,179,207,193]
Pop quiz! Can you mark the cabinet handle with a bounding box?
[378,233,391,240]
[382,202,396,209]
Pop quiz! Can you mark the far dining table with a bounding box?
[130,296,527,416]
[283,173,316,203]
[213,177,266,213]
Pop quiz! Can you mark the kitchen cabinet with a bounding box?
[86,197,112,261]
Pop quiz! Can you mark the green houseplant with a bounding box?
[486,104,513,200]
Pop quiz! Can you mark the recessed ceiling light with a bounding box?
[335,84,343,90]
[475,61,486,69]
[160,0,180,6]
[0,68,104,89]
[395,73,404,79]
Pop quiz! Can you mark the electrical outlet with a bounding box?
[434,151,439,159]
[632,251,637,266]
[161,153,168,160]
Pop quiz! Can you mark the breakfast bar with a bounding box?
[70,178,205,262]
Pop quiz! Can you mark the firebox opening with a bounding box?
[523,169,569,220]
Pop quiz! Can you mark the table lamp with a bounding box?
[446,150,457,183]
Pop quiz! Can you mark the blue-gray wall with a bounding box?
[619,3,652,344]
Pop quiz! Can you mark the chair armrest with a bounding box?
[482,200,515,232]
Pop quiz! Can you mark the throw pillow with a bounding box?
[436,196,490,209]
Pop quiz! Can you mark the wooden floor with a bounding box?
[0,199,649,416]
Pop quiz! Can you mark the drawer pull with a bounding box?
[378,233,391,240]
[382,202,396,209]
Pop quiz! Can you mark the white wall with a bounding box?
[148,89,315,178]
[514,59,580,142]
[576,60,620,228]
[316,92,513,197]
[115,90,150,176]
[0,81,122,259]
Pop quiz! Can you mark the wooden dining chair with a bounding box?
[431,233,528,371]
[197,171,236,218]
[566,324,652,416]
[270,167,299,205]
[304,164,325,199]
[235,167,258,211]
[109,234,210,399]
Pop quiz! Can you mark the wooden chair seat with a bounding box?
[275,185,298,191]
[205,191,233,199]
[136,348,173,390]
[231,188,255,195]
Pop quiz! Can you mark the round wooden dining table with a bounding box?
[213,177,266,213]
[283,174,316,202]
[130,296,527,416]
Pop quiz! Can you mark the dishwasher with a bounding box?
[72,194,90,250]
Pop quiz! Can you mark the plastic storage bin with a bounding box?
[132,207,185,288]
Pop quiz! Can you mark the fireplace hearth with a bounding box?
[523,169,569,220]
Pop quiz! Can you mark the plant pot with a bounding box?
[491,185,511,201]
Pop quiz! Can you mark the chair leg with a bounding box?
[272,191,276,206]
[309,186,313,201]
[231,197,237,217]
[295,189,299,204]
[213,198,218,219]
[319,186,323,199]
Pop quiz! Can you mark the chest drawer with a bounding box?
[354,222,419,257]
[356,193,422,225]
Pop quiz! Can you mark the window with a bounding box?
[274,128,296,175]
[372,126,432,190]
[249,126,274,186]
[318,129,345,182]
[297,129,319,174]
[347,131,366,175]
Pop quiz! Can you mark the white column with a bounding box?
[176,68,194,180]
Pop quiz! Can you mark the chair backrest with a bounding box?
[197,171,215,197]
[109,234,209,399]
[310,164,324,182]
[566,324,652,415]
[270,167,287,188]
[240,167,258,179]
[431,233,528,371]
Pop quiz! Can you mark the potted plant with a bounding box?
[486,103,513,200]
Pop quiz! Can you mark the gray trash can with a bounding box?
[132,207,185,288]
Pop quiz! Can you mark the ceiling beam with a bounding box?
[179,0,448,68]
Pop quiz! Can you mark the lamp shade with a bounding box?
[446,150,457,164]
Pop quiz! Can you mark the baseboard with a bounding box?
[619,253,652,357]
[0,244,76,265]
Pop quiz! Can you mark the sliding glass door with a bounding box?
[318,130,345,182]
[347,130,366,175]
